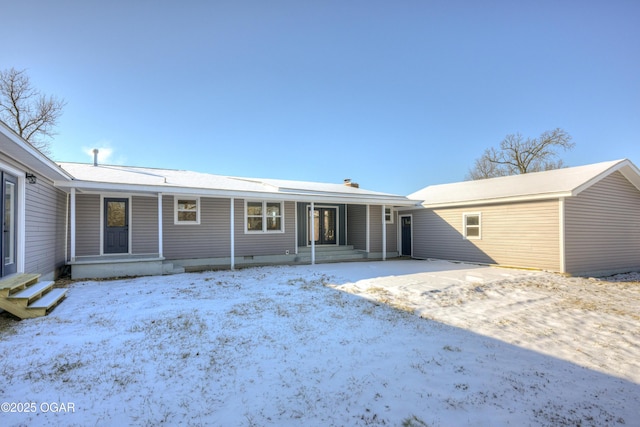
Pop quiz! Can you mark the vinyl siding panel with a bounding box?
[369,205,383,253]
[75,194,101,256]
[234,200,296,257]
[564,171,640,275]
[131,196,158,254]
[347,205,366,250]
[24,175,67,277]
[386,211,398,253]
[163,196,231,259]
[413,200,560,271]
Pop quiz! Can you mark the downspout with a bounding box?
[65,192,69,263]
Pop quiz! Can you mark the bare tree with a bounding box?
[466,128,575,180]
[0,67,66,155]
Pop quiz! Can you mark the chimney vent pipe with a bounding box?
[93,149,99,166]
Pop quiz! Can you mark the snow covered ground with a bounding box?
[0,259,638,426]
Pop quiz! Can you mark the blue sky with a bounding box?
[2,0,638,195]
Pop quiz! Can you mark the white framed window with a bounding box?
[385,207,394,224]
[246,200,284,232]
[175,197,200,224]
[463,212,481,239]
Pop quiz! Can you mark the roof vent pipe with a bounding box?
[93,149,99,166]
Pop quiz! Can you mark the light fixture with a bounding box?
[26,173,37,184]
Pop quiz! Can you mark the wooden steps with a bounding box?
[0,274,67,319]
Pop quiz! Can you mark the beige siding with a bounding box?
[163,196,231,259]
[565,171,640,275]
[413,200,560,271]
[76,194,101,256]
[234,199,296,257]
[386,211,398,253]
[24,175,68,277]
[347,205,366,250]
[131,196,159,254]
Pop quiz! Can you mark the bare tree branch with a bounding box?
[467,128,574,180]
[0,67,66,155]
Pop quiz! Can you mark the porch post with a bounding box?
[70,188,76,261]
[310,202,315,265]
[382,205,386,261]
[158,193,163,258]
[230,198,235,270]
[366,204,370,254]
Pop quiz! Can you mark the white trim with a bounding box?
[463,212,482,240]
[310,202,315,264]
[70,188,76,261]
[158,194,163,258]
[559,197,566,273]
[344,205,348,246]
[230,198,235,270]
[419,192,573,209]
[244,200,285,233]
[294,202,298,254]
[101,195,132,255]
[382,205,386,261]
[174,196,201,225]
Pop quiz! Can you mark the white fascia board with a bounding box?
[418,191,573,209]
[572,159,640,196]
[54,180,417,206]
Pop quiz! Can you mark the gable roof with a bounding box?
[56,162,416,206]
[0,121,73,182]
[408,159,640,208]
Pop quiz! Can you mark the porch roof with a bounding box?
[55,162,417,206]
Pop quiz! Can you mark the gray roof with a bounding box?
[409,159,640,208]
[57,162,416,206]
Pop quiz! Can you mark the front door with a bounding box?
[401,215,412,256]
[1,172,18,277]
[104,198,129,254]
[309,207,337,245]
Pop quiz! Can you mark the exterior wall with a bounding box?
[347,205,366,250]
[75,194,101,256]
[131,196,159,254]
[369,205,383,253]
[234,199,296,257]
[412,199,561,271]
[564,171,640,275]
[386,211,398,253]
[22,176,67,280]
[162,196,231,259]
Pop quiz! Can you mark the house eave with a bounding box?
[54,180,417,206]
[407,191,574,210]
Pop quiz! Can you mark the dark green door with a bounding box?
[401,216,412,256]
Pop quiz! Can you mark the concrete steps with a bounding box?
[295,245,367,263]
[0,274,67,319]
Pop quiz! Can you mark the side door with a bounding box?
[104,198,129,254]
[1,172,18,276]
[400,215,412,257]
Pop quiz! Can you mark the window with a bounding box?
[385,207,394,224]
[175,197,200,224]
[463,213,481,239]
[246,201,284,232]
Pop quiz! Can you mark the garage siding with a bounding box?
[413,200,560,271]
[564,171,640,275]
